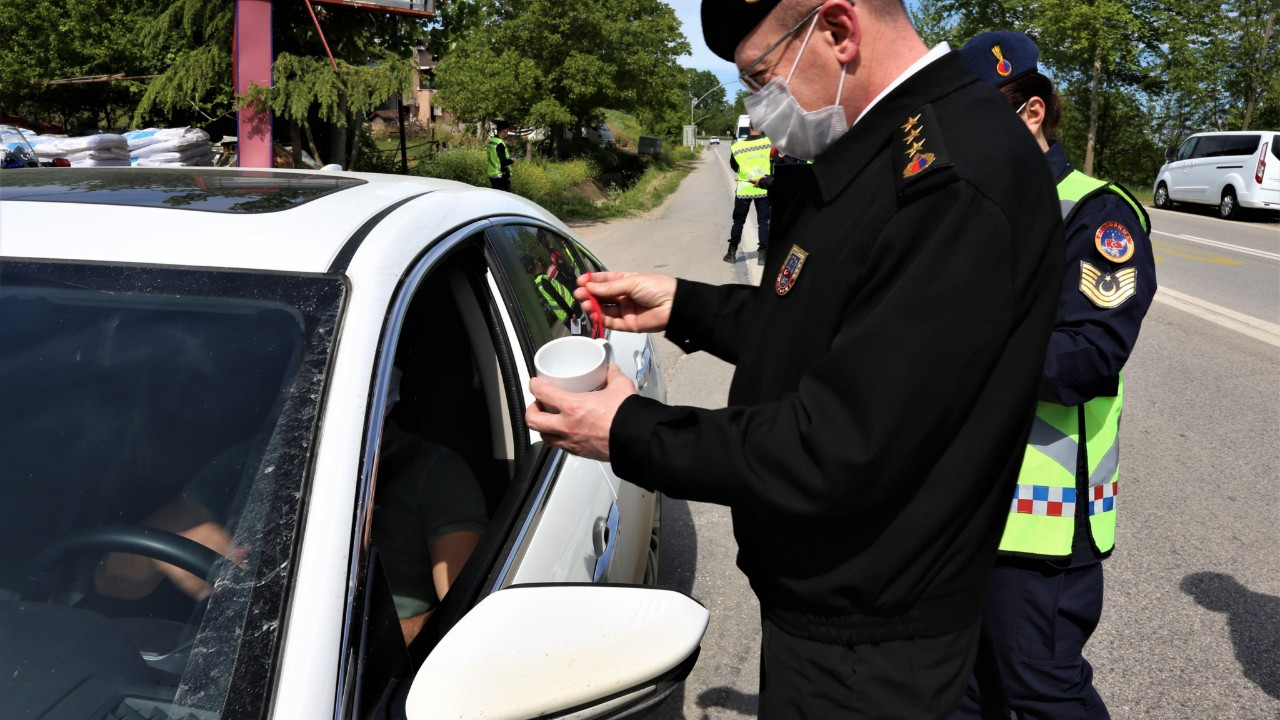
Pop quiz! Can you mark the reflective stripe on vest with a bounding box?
[487,137,505,178]
[732,137,772,197]
[536,274,574,322]
[1058,170,1151,233]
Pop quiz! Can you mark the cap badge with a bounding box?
[991,44,1013,77]
[1080,261,1137,309]
[776,244,809,296]
[1094,221,1135,263]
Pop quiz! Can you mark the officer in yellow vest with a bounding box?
[950,32,1156,720]
[487,120,514,192]
[726,124,773,265]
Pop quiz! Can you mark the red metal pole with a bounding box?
[235,0,274,168]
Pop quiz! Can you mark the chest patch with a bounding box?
[776,244,809,296]
[1080,261,1137,309]
[1094,221,1135,263]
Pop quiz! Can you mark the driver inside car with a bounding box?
[94,367,488,645]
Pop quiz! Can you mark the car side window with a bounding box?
[1191,136,1222,159]
[1223,134,1260,157]
[488,225,601,351]
[1176,138,1198,161]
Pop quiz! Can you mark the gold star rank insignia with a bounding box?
[900,115,920,132]
[1080,261,1137,309]
[904,126,923,143]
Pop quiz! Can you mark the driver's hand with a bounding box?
[158,521,245,600]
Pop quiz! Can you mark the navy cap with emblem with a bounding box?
[958,31,1039,88]
[701,0,783,62]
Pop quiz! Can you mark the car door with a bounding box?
[1184,135,1225,202]
[341,222,656,718]
[484,222,661,588]
[1167,136,1200,201]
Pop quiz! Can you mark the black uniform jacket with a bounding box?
[610,51,1065,645]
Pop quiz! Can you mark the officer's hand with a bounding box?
[526,365,637,461]
[574,272,676,333]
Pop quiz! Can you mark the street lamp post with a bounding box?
[688,79,740,147]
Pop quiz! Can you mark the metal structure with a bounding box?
[234,0,436,168]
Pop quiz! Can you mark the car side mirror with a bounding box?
[404,585,707,720]
[1165,148,1175,163]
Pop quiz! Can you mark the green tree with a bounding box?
[0,0,166,130]
[433,0,690,149]
[136,0,423,167]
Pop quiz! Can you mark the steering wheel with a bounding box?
[29,525,222,583]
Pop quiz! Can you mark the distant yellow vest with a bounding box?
[487,136,506,178]
[731,136,771,198]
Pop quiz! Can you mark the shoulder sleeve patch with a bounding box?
[1094,221,1135,263]
[894,103,954,198]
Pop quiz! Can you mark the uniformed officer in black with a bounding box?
[949,32,1156,720]
[525,2,1066,717]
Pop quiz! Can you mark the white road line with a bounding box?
[1154,287,1280,348]
[1151,230,1280,261]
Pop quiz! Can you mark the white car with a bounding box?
[708,136,720,146]
[1153,130,1280,219]
[0,168,707,719]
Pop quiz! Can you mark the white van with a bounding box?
[1153,131,1280,219]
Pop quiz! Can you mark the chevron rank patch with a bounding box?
[775,244,809,296]
[1080,261,1137,309]
[1095,221,1135,263]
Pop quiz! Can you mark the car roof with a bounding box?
[0,167,569,274]
[1187,130,1278,137]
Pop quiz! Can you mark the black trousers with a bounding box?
[730,195,771,252]
[948,560,1109,720]
[759,613,980,719]
[489,175,512,192]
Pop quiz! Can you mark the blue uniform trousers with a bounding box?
[950,559,1109,719]
[729,196,770,252]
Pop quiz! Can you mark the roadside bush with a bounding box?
[412,146,489,184]
[513,157,597,208]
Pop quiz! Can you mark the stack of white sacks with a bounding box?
[31,133,132,167]
[125,128,215,167]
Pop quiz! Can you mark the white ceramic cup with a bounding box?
[534,336,613,393]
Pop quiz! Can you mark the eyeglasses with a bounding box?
[737,4,825,93]
[1014,101,1028,115]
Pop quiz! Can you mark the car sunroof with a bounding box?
[0,168,367,214]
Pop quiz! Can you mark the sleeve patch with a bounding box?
[1095,221,1135,263]
[1080,261,1137,309]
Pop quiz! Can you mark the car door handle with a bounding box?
[592,503,620,583]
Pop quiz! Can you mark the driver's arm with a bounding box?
[397,529,483,644]
[94,497,234,600]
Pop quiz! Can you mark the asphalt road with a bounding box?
[573,145,1280,719]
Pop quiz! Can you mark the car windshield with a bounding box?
[0,260,344,719]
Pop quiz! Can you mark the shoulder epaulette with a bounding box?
[893,103,954,198]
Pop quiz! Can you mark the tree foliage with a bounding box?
[0,0,168,129]
[910,0,1280,185]
[433,0,691,142]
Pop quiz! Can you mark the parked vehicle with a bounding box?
[1154,130,1280,219]
[0,168,706,720]
[736,114,751,140]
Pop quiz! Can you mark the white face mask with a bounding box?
[744,13,848,160]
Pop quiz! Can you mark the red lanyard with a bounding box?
[582,272,604,339]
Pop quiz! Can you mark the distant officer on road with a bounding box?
[487,120,514,192]
[726,124,773,265]
[950,31,1157,720]
[523,0,1067,716]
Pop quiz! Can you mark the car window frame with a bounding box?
[335,218,494,718]
[1175,137,1199,161]
[336,216,595,718]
